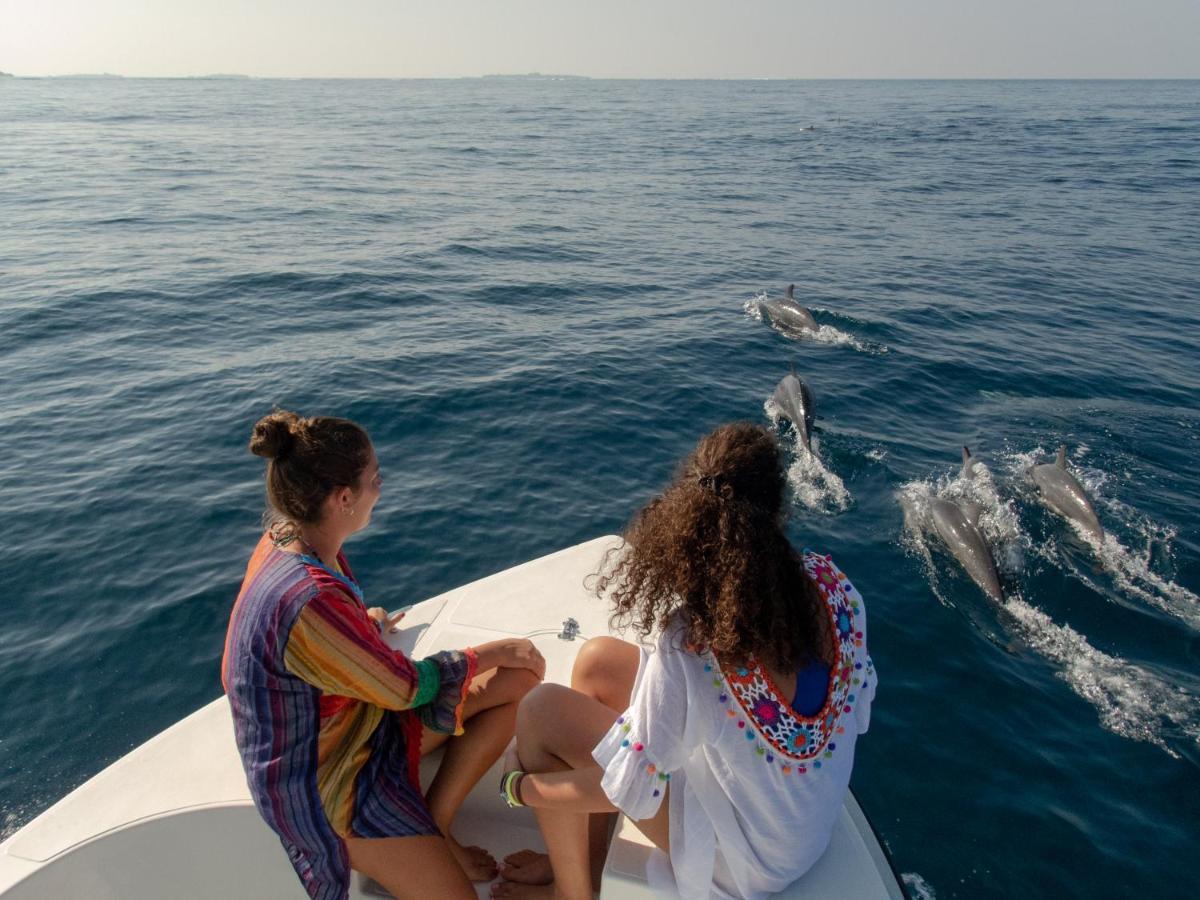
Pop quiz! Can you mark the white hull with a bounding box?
[0,536,903,899]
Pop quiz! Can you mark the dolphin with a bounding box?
[771,372,816,451]
[961,445,980,478]
[928,496,1004,603]
[760,285,819,334]
[1031,445,1103,543]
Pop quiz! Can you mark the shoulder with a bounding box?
[648,615,707,675]
[803,551,865,606]
[246,551,360,640]
[241,548,321,613]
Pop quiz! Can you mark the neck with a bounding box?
[296,522,345,569]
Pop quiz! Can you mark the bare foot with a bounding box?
[447,838,498,882]
[490,881,555,899]
[500,849,553,885]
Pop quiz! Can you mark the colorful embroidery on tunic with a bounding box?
[708,552,871,773]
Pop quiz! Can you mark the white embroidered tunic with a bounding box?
[592,553,875,900]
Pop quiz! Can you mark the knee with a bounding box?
[571,636,631,695]
[490,666,541,705]
[516,682,574,738]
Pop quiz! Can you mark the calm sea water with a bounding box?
[2,77,1198,899]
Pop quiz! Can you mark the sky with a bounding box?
[2,0,1199,79]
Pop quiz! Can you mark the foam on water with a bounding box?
[1002,594,1200,757]
[764,399,852,514]
[1005,447,1200,631]
[898,454,1026,578]
[742,293,886,354]
[897,485,955,609]
[901,873,938,900]
[901,453,1200,755]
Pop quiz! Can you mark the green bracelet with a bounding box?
[500,770,527,808]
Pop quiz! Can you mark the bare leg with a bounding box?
[346,834,475,900]
[421,666,540,881]
[499,638,642,892]
[570,636,640,711]
[574,637,640,887]
[496,682,672,900]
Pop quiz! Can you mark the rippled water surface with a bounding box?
[2,78,1198,899]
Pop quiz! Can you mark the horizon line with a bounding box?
[4,73,1199,82]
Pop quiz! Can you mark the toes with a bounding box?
[453,843,497,882]
[503,848,539,866]
[467,844,497,865]
[472,854,499,879]
[498,850,552,885]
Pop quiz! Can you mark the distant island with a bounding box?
[0,71,14,78]
[42,72,251,80]
[481,72,589,81]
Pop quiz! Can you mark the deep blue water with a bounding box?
[2,78,1198,899]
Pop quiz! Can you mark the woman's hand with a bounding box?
[367,607,406,634]
[473,638,546,681]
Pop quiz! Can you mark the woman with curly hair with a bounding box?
[493,423,876,900]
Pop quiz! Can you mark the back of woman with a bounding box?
[498,423,876,900]
[591,424,876,898]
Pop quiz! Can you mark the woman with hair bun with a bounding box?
[223,410,545,900]
[494,423,876,900]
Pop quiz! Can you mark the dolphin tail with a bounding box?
[1056,445,1067,468]
[786,284,795,299]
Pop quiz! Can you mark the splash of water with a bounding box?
[765,399,852,514]
[899,464,1200,756]
[897,483,955,608]
[899,452,1199,755]
[898,456,1026,579]
[1005,447,1200,630]
[901,873,938,900]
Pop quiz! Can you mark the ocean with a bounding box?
[1,77,1197,899]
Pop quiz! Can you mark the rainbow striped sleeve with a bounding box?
[284,589,437,711]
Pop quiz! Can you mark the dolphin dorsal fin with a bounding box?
[786,284,795,299]
[962,502,983,527]
[962,445,975,476]
[1056,445,1067,468]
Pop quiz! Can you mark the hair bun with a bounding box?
[250,410,301,460]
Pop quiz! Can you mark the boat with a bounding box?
[0,536,905,899]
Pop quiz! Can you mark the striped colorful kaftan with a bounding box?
[222,533,477,900]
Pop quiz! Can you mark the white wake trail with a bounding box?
[1003,595,1200,757]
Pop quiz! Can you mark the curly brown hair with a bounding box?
[593,422,829,671]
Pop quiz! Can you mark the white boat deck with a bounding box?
[0,536,903,899]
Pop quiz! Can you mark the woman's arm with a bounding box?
[472,638,546,680]
[285,590,450,711]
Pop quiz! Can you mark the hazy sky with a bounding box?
[3,0,1199,79]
